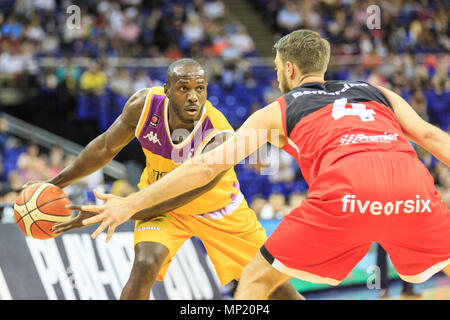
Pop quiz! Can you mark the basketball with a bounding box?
[13,183,72,240]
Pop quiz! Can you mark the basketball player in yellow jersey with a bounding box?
[44,59,302,300]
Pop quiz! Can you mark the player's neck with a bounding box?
[293,75,325,88]
[167,104,195,134]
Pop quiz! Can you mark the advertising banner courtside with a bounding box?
[0,222,226,300]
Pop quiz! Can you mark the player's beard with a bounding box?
[280,71,290,94]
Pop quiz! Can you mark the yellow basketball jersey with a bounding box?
[135,87,240,214]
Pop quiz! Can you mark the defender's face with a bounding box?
[165,66,207,123]
[274,52,290,94]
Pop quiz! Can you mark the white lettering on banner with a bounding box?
[205,256,224,290]
[341,194,432,215]
[0,266,12,300]
[25,238,76,300]
[94,233,131,298]
[164,258,194,299]
[163,240,215,300]
[176,240,214,300]
[26,233,134,300]
[62,234,108,299]
[25,233,218,300]
[96,233,134,290]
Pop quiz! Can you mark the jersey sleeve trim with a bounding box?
[370,83,393,109]
[135,87,155,138]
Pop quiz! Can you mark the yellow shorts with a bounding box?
[133,192,267,285]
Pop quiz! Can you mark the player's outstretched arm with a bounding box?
[380,86,450,167]
[51,170,230,234]
[79,101,285,242]
[130,131,233,220]
[52,132,234,234]
[46,88,148,189]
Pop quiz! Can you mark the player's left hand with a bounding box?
[78,189,135,242]
[51,206,98,235]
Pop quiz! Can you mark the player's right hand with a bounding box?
[51,205,98,235]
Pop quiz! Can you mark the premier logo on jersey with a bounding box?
[339,132,399,145]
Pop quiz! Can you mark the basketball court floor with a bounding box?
[302,273,450,300]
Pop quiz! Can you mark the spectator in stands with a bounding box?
[110,179,136,197]
[118,14,141,44]
[16,144,50,182]
[435,162,450,190]
[47,145,65,177]
[276,0,302,34]
[259,192,289,220]
[0,40,27,81]
[80,62,107,95]
[23,15,45,42]
[250,194,267,220]
[109,67,134,98]
[56,58,81,96]
[268,149,296,184]
[182,12,205,46]
[203,0,226,21]
[6,170,22,192]
[228,25,256,57]
[0,117,10,152]
[410,89,429,121]
[133,69,161,92]
[1,14,23,39]
[220,61,243,90]
[287,192,306,211]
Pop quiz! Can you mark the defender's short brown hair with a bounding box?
[274,29,331,74]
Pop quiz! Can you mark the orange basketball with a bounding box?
[14,183,72,239]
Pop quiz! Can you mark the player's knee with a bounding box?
[133,242,169,278]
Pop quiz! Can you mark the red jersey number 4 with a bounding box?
[331,98,376,122]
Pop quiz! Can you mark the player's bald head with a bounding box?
[166,58,206,86]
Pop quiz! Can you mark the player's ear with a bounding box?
[163,83,168,95]
[286,61,295,79]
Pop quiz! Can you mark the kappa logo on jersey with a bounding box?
[332,98,376,122]
[341,194,431,216]
[150,114,160,127]
[143,131,161,145]
[339,132,399,145]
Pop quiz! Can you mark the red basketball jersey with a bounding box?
[277,81,417,186]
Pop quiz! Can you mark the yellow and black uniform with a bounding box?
[134,87,267,285]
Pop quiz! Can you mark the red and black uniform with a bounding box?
[262,80,450,284]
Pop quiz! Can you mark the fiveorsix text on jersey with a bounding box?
[178,302,271,318]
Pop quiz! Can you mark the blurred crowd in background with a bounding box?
[0,0,449,223]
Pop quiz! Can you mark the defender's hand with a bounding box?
[79,190,137,243]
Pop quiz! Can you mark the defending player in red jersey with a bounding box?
[79,30,450,299]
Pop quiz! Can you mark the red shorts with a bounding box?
[263,151,450,285]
